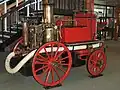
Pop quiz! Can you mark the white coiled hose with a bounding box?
[5,49,37,74]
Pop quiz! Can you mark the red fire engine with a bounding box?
[5,0,106,88]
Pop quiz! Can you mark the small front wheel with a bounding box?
[86,49,106,76]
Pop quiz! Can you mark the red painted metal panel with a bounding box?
[74,18,88,27]
[61,27,92,43]
[57,12,97,43]
[74,13,97,40]
[60,13,97,43]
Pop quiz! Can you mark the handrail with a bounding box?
[0,0,10,5]
[0,0,33,19]
[0,0,43,19]
[7,0,23,10]
[0,0,24,16]
[18,0,42,11]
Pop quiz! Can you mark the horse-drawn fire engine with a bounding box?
[5,0,106,88]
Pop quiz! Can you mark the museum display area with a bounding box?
[0,0,120,90]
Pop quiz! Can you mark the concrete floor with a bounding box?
[0,40,120,90]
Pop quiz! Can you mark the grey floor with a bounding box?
[0,40,120,90]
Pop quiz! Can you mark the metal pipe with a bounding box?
[16,0,18,6]
[37,0,40,10]
[34,0,37,10]
[43,0,53,23]
[4,2,7,31]
[16,0,18,23]
[25,0,29,17]
[23,22,29,46]
[42,0,55,43]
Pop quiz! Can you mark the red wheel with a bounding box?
[86,49,106,76]
[32,42,72,87]
[13,37,23,52]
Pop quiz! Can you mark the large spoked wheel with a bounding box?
[13,37,23,52]
[32,42,72,87]
[86,49,106,76]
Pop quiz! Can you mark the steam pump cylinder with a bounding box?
[23,22,29,46]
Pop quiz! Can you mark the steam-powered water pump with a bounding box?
[5,0,107,88]
[20,0,59,54]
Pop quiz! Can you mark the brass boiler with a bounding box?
[43,0,59,43]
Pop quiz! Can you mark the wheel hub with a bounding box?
[96,60,103,67]
[46,57,59,68]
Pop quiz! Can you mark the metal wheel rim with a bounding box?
[32,42,72,86]
[87,49,106,76]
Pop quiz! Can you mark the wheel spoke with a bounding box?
[56,65,66,73]
[55,50,66,60]
[35,57,47,62]
[51,68,55,83]
[56,60,66,64]
[93,67,97,72]
[45,68,51,84]
[98,54,103,61]
[37,68,50,79]
[37,53,47,61]
[58,50,66,57]
[90,59,97,65]
[57,56,69,61]
[96,66,101,72]
[44,47,50,59]
[54,45,60,58]
[95,52,98,61]
[52,67,61,80]
[90,64,96,72]
[35,65,48,73]
[90,64,97,72]
[60,63,69,66]
[35,61,48,65]
[96,52,103,61]
[51,43,54,58]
